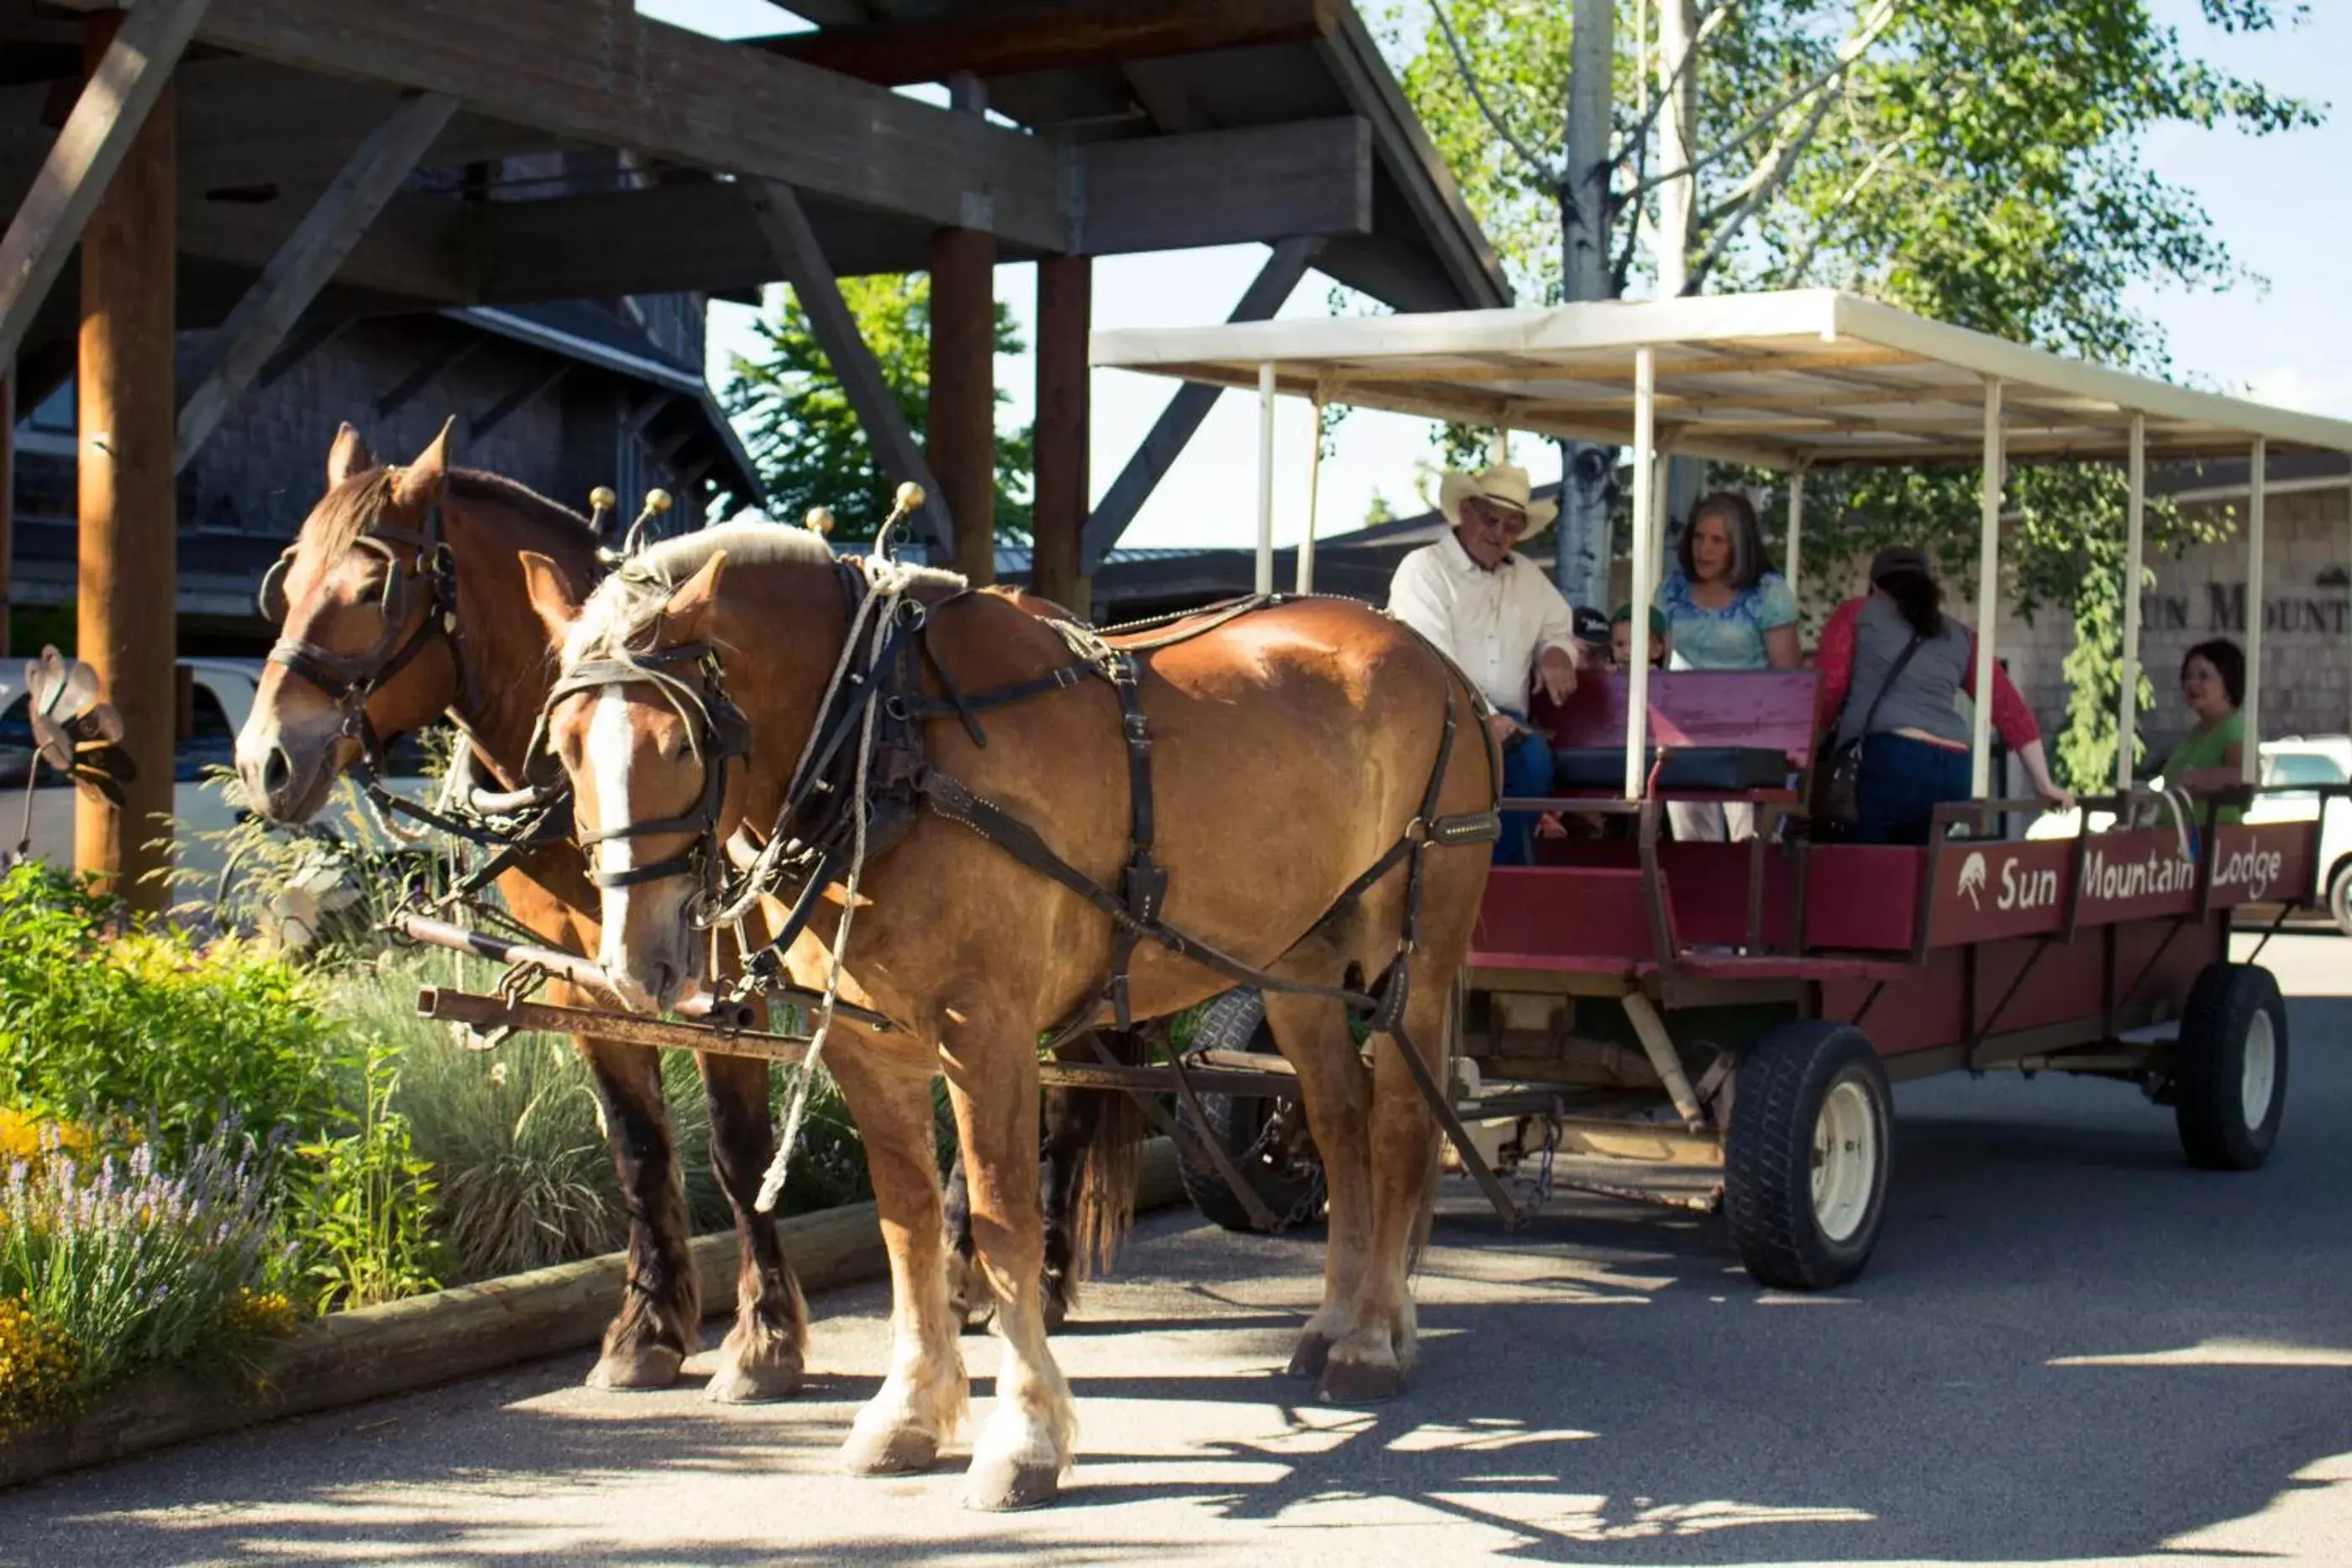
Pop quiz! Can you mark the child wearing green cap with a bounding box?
[1609,604,1671,673]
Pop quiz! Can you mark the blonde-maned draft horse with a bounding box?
[521,522,1500,1510]
[233,425,1139,1408]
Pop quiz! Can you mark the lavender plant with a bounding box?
[0,1120,291,1403]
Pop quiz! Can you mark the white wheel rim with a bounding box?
[1811,1078,1879,1245]
[2240,1009,2277,1130]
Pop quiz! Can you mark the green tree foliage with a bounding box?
[1381,0,2318,785]
[722,274,1034,543]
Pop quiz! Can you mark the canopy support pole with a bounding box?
[1783,464,1806,607]
[1296,385,1325,595]
[2245,437,2266,785]
[2117,414,2146,792]
[1970,378,2003,801]
[1255,360,1276,595]
[1626,346,1657,801]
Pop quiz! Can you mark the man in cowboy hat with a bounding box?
[1386,462,1580,865]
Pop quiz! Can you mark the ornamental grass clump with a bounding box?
[0,1120,292,1418]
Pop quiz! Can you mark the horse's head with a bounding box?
[526,548,735,1013]
[235,421,461,822]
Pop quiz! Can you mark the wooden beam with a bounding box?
[74,12,176,915]
[465,123,1377,304]
[740,176,951,551]
[176,91,457,472]
[931,223,996,583]
[1032,254,1088,615]
[758,0,1337,88]
[468,359,568,442]
[1080,236,1320,572]
[53,0,1069,250]
[1078,118,1371,255]
[0,0,208,367]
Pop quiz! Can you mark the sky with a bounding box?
[638,0,2352,555]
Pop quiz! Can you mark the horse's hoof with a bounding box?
[842,1424,941,1476]
[1285,1332,1332,1381]
[586,1344,684,1391]
[963,1457,1061,1513]
[1316,1356,1406,1406]
[705,1356,805,1404]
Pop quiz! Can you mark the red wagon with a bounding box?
[1093,290,2352,1286]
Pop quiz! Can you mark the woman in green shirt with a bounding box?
[2160,637,2247,825]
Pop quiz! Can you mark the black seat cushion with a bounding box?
[1551,746,1792,793]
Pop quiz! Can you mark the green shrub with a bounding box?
[290,1041,444,1313]
[0,866,341,1165]
[0,1120,293,1417]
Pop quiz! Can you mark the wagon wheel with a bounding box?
[1722,1021,1893,1291]
[2171,962,2289,1172]
[2328,859,2352,940]
[1174,989,1325,1234]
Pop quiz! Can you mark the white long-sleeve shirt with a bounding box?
[1386,530,1581,715]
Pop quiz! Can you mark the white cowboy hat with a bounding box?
[1437,463,1558,537]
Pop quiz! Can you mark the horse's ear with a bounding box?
[327,423,375,489]
[394,417,456,511]
[659,551,727,647]
[519,550,583,648]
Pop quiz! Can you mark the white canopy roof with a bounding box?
[1090,289,2352,470]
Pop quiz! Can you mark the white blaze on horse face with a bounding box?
[587,687,645,1001]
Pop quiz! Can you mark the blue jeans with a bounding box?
[1494,712,1555,868]
[1854,732,1970,846]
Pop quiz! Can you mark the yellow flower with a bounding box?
[0,1295,81,1432]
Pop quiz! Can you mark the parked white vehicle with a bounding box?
[1,657,433,899]
[2028,735,2352,934]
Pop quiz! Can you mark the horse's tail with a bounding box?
[1071,1083,1145,1282]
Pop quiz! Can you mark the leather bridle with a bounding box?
[257,497,473,763]
[538,642,753,895]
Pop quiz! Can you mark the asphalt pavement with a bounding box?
[3,933,2346,1568]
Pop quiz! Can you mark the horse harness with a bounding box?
[544,557,1504,1051]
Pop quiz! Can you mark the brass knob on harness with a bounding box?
[589,485,617,512]
[805,506,836,536]
[643,488,674,515]
[894,481,926,514]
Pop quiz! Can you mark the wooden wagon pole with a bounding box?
[416,985,1301,1102]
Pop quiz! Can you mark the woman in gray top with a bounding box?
[1816,545,2071,844]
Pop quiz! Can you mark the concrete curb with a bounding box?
[1,1139,1184,1492]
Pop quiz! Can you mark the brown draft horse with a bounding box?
[232,425,1133,1403]
[521,523,1495,1510]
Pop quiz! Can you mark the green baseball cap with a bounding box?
[1611,603,1669,637]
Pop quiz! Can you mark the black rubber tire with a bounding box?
[1724,1021,1893,1291]
[1173,989,1325,1234]
[2173,962,2289,1172]
[2328,860,2351,941]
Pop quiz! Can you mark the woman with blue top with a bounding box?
[1653,490,1801,839]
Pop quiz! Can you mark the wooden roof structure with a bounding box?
[1091,289,2352,469]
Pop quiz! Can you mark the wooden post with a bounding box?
[928,225,995,584]
[1031,254,1089,615]
[75,13,177,914]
